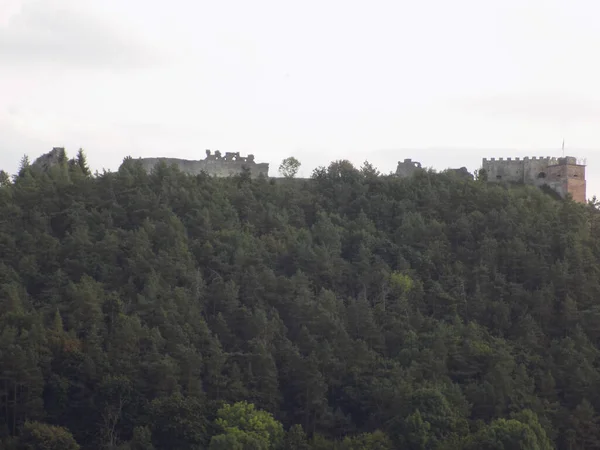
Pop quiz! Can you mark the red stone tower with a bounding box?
[546,157,586,203]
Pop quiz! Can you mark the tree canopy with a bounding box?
[278,156,301,178]
[0,150,599,449]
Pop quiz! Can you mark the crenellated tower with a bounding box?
[481,155,586,203]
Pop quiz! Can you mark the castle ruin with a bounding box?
[481,156,586,203]
[396,159,423,177]
[137,150,269,178]
[396,159,474,180]
[26,148,589,204]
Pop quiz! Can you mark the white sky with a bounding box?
[1,0,599,198]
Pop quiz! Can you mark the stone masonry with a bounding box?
[396,159,474,180]
[481,156,586,203]
[137,150,269,178]
[29,148,588,203]
[396,159,423,177]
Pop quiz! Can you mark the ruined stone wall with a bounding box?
[397,159,473,180]
[396,159,423,178]
[137,150,269,178]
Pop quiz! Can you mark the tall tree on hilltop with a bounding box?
[279,157,301,178]
[75,149,91,176]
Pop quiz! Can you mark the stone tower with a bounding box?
[481,155,586,203]
[547,156,586,203]
[396,159,423,177]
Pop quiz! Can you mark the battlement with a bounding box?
[136,150,269,178]
[481,154,586,203]
[203,149,258,164]
[482,156,557,162]
[483,155,585,167]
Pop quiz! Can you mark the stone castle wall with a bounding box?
[396,159,423,177]
[396,159,473,180]
[137,150,269,178]
[482,156,586,203]
[29,148,587,203]
[481,156,557,185]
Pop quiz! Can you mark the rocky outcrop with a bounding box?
[32,147,66,171]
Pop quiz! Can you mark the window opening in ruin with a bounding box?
[496,175,502,179]
[537,172,546,179]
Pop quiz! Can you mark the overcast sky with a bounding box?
[1,0,599,197]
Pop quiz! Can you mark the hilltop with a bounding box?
[0,151,599,449]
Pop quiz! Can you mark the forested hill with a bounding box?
[1,153,600,450]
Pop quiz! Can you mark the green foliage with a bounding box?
[403,410,430,450]
[285,424,310,450]
[209,401,284,449]
[279,156,301,178]
[75,149,90,176]
[463,410,553,450]
[129,426,155,450]
[360,161,380,178]
[0,170,10,187]
[476,168,488,182]
[1,151,599,449]
[339,430,393,449]
[16,421,79,450]
[389,271,413,293]
[18,154,30,171]
[149,393,208,450]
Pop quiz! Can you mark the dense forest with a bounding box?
[1,150,600,449]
